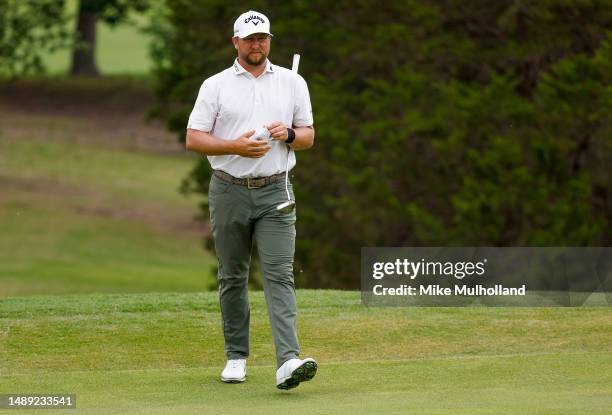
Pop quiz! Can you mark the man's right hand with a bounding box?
[233,130,272,158]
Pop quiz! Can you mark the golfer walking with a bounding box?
[185,10,317,390]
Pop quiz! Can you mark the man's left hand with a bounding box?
[266,121,289,142]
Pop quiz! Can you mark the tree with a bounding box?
[0,0,70,78]
[70,0,149,76]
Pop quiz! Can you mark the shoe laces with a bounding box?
[228,360,244,369]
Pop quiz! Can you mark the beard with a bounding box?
[244,51,267,66]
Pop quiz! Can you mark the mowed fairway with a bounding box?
[0,291,611,414]
[0,78,215,296]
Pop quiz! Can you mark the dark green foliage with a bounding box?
[0,0,70,77]
[152,1,612,288]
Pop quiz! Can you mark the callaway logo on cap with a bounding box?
[233,10,273,38]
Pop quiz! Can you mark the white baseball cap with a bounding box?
[233,10,273,39]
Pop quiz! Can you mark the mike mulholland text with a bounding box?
[373,284,527,296]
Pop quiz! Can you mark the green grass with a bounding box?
[0,291,610,414]
[0,93,215,296]
[0,133,193,206]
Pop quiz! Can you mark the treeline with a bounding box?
[151,1,612,289]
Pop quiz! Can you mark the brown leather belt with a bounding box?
[213,170,285,189]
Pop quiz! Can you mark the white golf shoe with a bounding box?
[220,359,247,383]
[275,358,317,390]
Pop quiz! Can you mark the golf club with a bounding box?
[276,53,301,214]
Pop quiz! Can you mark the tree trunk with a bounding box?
[70,4,99,76]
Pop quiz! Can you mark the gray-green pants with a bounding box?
[208,173,300,368]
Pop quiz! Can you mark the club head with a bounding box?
[276,200,296,214]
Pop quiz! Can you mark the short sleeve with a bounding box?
[293,75,314,128]
[187,78,218,132]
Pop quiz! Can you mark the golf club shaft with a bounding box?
[285,54,301,200]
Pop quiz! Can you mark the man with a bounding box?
[185,10,317,390]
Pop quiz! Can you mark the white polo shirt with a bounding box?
[187,59,314,178]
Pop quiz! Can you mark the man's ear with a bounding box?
[232,37,238,49]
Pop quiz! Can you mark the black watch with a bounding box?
[286,128,296,144]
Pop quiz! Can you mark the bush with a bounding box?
[151,1,612,288]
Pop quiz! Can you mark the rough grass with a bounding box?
[0,291,610,414]
[0,78,214,297]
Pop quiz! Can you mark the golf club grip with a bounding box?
[292,54,300,73]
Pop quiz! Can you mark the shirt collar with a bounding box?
[232,58,275,76]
